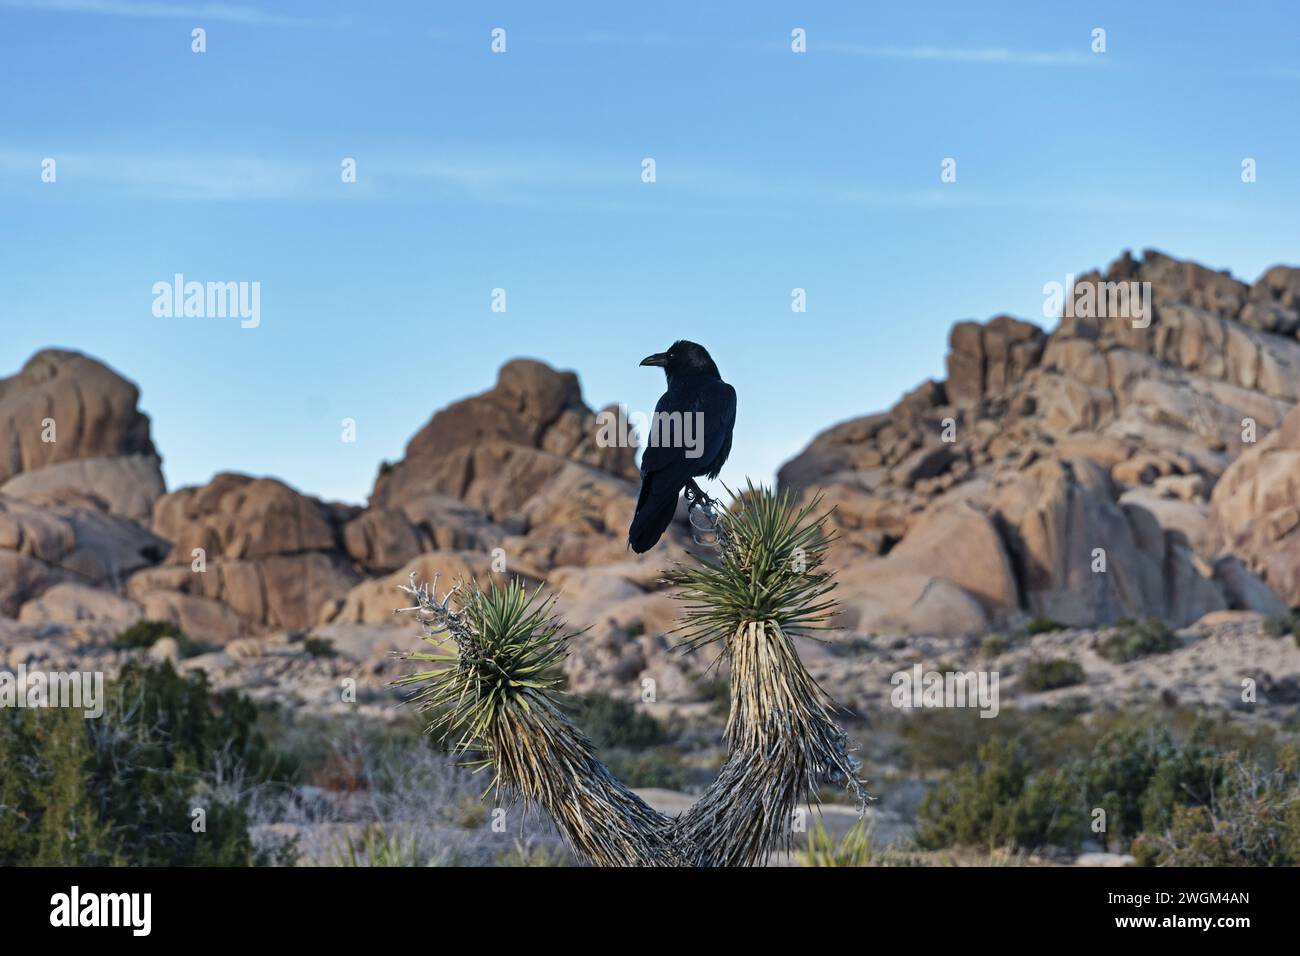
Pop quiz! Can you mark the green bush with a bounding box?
[915,739,1083,852]
[604,748,690,791]
[912,713,1290,857]
[562,693,664,750]
[330,826,424,867]
[1132,750,1300,866]
[1098,617,1178,663]
[112,619,211,659]
[1025,617,1066,636]
[1022,657,1086,692]
[1262,609,1300,639]
[302,635,337,658]
[980,633,1012,658]
[688,675,732,716]
[0,662,286,866]
[1080,724,1219,845]
[803,821,876,867]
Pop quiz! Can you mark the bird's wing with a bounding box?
[639,379,736,479]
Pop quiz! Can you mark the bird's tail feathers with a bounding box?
[628,487,679,554]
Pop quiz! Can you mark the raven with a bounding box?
[628,340,737,553]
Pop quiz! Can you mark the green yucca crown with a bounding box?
[665,482,837,653]
[394,578,574,754]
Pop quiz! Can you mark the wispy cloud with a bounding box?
[576,31,687,49]
[0,147,1259,219]
[0,0,349,28]
[0,148,328,200]
[819,43,1097,67]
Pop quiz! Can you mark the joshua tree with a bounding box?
[394,484,865,867]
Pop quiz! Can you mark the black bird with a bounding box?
[628,340,737,553]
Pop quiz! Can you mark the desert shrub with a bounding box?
[562,693,664,750]
[912,714,1283,856]
[980,633,1011,658]
[1132,751,1300,866]
[0,662,284,866]
[112,619,212,659]
[1262,609,1300,639]
[803,820,876,867]
[1079,723,1218,844]
[604,748,690,790]
[915,739,1084,852]
[496,838,572,867]
[1022,657,1086,692]
[112,619,182,649]
[1098,617,1178,663]
[329,825,426,867]
[687,674,731,716]
[828,635,876,658]
[302,635,336,658]
[1025,617,1066,636]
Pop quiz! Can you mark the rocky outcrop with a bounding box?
[17,582,144,642]
[0,350,165,518]
[1,454,164,522]
[372,358,636,508]
[127,473,360,638]
[367,358,661,578]
[1211,402,1300,605]
[945,316,1047,405]
[0,494,166,616]
[782,249,1298,635]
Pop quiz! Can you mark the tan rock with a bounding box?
[1211,556,1288,616]
[0,454,164,521]
[154,473,336,562]
[17,583,142,637]
[0,551,68,617]
[833,568,989,636]
[342,507,424,573]
[884,502,1019,612]
[1212,402,1300,604]
[944,316,1046,405]
[372,359,637,510]
[992,459,1223,627]
[137,590,247,645]
[0,349,158,484]
[149,636,180,664]
[0,495,166,606]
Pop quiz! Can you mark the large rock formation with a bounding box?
[367,358,668,579]
[0,492,166,619]
[372,358,636,506]
[0,350,165,520]
[126,473,362,642]
[1212,402,1300,606]
[781,249,1297,635]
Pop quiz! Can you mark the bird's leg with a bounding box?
[684,480,729,554]
[684,479,705,505]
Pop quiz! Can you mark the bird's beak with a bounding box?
[640,352,669,368]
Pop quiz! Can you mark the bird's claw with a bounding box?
[684,482,728,551]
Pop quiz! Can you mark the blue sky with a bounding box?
[2,0,1299,503]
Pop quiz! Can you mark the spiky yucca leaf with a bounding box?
[665,481,837,654]
[394,578,572,758]
[394,574,683,865]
